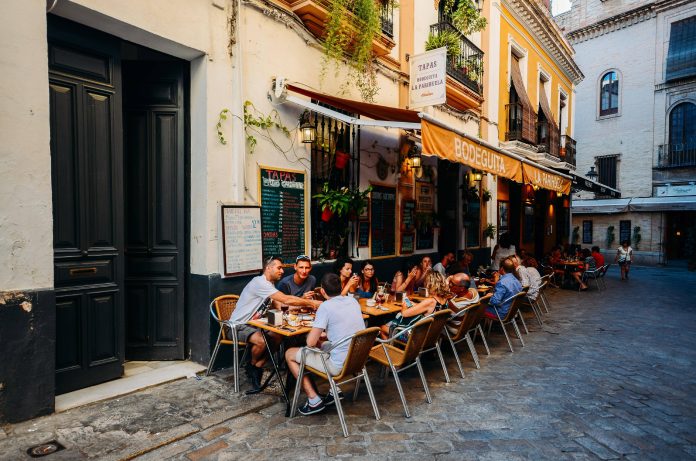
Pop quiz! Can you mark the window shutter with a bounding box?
[510,59,537,144]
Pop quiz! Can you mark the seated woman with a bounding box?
[355,260,379,298]
[333,257,359,296]
[392,255,432,294]
[380,271,450,340]
[571,248,596,291]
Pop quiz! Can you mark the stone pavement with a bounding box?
[2,266,695,460]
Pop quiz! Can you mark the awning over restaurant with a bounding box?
[420,114,572,193]
[628,196,696,211]
[572,199,630,214]
[284,83,422,130]
[569,172,621,198]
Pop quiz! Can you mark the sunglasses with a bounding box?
[295,255,311,262]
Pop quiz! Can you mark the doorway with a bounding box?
[49,16,189,394]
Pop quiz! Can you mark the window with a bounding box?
[669,102,696,147]
[666,16,696,82]
[599,71,619,116]
[582,220,593,244]
[619,220,631,245]
[596,155,618,189]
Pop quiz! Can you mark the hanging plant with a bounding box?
[632,226,641,250]
[572,226,580,244]
[483,223,496,240]
[449,0,487,35]
[321,0,384,101]
[482,189,492,202]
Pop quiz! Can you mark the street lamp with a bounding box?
[299,111,316,143]
[586,166,598,181]
[408,144,422,169]
[472,170,483,182]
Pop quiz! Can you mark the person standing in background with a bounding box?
[615,240,633,281]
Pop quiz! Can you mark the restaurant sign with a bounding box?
[409,48,447,109]
[522,163,572,194]
[421,119,523,181]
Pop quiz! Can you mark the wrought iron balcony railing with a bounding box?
[656,143,696,168]
[429,22,484,95]
[560,135,577,167]
[504,103,536,144]
[380,0,394,38]
[536,120,560,158]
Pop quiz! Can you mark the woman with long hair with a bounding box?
[380,271,451,339]
[333,257,358,296]
[355,260,379,298]
[392,255,432,294]
[615,240,633,281]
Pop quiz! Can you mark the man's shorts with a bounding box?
[226,324,259,343]
[295,348,343,376]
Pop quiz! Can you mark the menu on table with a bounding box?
[370,184,396,257]
[259,166,307,265]
[221,205,263,276]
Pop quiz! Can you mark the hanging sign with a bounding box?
[409,47,447,109]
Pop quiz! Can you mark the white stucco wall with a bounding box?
[571,18,656,198]
[0,1,53,291]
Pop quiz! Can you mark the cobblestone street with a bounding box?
[3,266,696,461]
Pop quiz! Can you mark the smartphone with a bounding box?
[403,296,413,308]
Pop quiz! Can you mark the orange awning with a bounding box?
[522,162,572,195]
[421,118,523,181]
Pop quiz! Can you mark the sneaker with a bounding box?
[322,390,345,407]
[298,399,326,416]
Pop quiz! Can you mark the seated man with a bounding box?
[432,251,455,276]
[447,251,474,276]
[522,257,542,301]
[285,273,365,416]
[484,258,522,320]
[591,246,605,267]
[447,272,477,298]
[231,256,321,391]
[277,255,317,299]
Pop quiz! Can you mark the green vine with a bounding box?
[632,226,641,250]
[448,0,487,35]
[606,225,615,249]
[321,0,384,101]
[216,101,290,154]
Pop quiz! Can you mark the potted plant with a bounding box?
[572,226,580,245]
[606,225,615,249]
[425,29,462,59]
[334,149,351,169]
[482,189,492,202]
[632,226,642,250]
[313,183,352,222]
[348,185,372,220]
[483,223,496,242]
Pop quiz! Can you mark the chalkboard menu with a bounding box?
[221,205,263,277]
[417,228,434,250]
[402,200,416,232]
[259,166,307,265]
[401,233,415,254]
[358,220,370,247]
[370,184,396,257]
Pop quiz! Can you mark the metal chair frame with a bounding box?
[206,295,248,393]
[485,291,527,352]
[395,309,454,383]
[581,265,603,291]
[290,327,381,437]
[445,301,490,374]
[369,317,434,418]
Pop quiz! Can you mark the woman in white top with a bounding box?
[615,240,633,281]
[491,233,516,271]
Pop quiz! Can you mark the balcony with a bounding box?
[504,103,536,144]
[380,0,393,38]
[656,143,696,168]
[429,22,484,95]
[536,120,560,158]
[560,135,577,168]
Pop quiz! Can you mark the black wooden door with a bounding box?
[123,62,185,360]
[49,18,125,394]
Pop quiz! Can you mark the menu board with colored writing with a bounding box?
[221,205,263,277]
[401,233,415,254]
[259,166,307,265]
[370,184,396,257]
[402,200,416,232]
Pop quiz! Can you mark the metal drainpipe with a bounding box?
[46,0,59,12]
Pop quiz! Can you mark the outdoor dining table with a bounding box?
[358,297,402,316]
[246,318,311,415]
[555,260,584,289]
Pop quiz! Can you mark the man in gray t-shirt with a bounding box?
[285,273,364,416]
[277,255,316,298]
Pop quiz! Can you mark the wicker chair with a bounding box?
[445,301,490,374]
[484,291,527,353]
[369,317,434,418]
[206,295,247,392]
[290,327,381,437]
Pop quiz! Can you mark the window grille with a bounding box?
[596,155,618,189]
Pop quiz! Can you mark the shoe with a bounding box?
[245,364,263,393]
[298,399,326,416]
[322,390,345,407]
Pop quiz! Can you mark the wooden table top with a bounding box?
[248,319,312,337]
[358,298,403,316]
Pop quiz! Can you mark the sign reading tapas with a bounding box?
[409,48,447,109]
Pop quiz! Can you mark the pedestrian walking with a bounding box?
[615,240,633,281]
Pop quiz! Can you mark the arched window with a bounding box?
[599,71,619,116]
[669,102,696,148]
